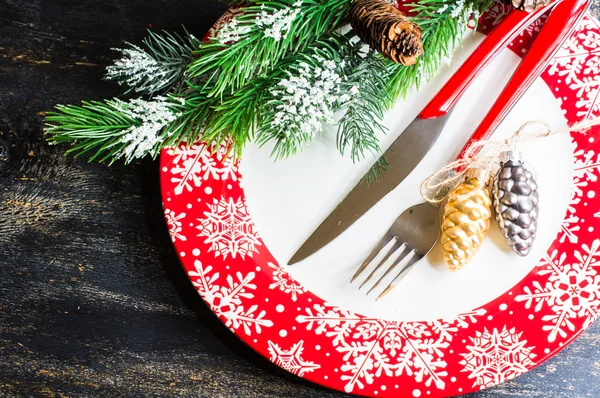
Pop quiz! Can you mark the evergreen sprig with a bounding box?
[255,34,353,158]
[106,30,201,95]
[364,155,391,184]
[45,97,180,164]
[44,0,495,167]
[337,50,390,163]
[162,89,215,149]
[385,0,492,103]
[187,0,351,98]
[165,34,388,159]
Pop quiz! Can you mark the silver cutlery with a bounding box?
[347,0,590,299]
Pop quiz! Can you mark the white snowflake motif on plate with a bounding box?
[268,262,305,301]
[296,304,486,393]
[516,240,600,342]
[168,143,238,195]
[188,260,273,335]
[482,2,546,38]
[460,326,536,389]
[197,196,261,259]
[164,208,186,242]
[547,16,600,121]
[267,340,320,377]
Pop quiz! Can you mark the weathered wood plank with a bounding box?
[0,1,598,397]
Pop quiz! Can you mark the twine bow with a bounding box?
[420,118,600,204]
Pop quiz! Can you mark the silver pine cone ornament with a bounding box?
[492,152,539,256]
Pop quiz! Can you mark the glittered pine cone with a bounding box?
[492,153,539,256]
[502,0,552,12]
[349,0,424,65]
[441,177,492,271]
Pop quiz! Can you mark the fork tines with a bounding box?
[351,235,422,300]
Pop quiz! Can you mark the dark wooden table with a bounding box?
[1,1,599,397]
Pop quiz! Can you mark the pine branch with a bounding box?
[106,29,201,95]
[168,34,392,162]
[256,34,359,159]
[45,0,495,167]
[385,0,493,103]
[187,0,351,98]
[337,50,390,162]
[162,85,217,149]
[45,97,180,164]
[201,80,267,157]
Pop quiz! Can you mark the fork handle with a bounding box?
[455,0,590,161]
[418,4,558,120]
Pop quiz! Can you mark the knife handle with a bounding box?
[455,0,590,162]
[418,4,558,120]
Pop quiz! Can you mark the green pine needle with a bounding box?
[162,86,216,149]
[45,97,180,164]
[385,0,492,103]
[44,0,495,167]
[337,51,390,163]
[46,101,136,163]
[106,29,201,95]
[187,0,351,98]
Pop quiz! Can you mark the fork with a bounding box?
[351,202,440,299]
[351,0,589,300]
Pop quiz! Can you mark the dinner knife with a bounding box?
[288,2,562,265]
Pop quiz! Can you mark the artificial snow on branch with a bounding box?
[45,97,181,164]
[106,30,201,95]
[44,0,495,166]
[188,0,352,97]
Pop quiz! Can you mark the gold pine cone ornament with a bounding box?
[441,176,492,271]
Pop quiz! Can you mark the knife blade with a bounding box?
[288,4,559,265]
[288,112,451,265]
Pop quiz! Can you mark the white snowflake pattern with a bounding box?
[167,143,238,195]
[296,304,486,393]
[574,148,600,184]
[481,2,546,39]
[547,16,600,121]
[188,260,273,335]
[560,146,600,243]
[515,240,600,342]
[267,340,320,377]
[558,213,581,244]
[197,196,261,259]
[164,208,186,242]
[268,262,305,301]
[460,326,536,389]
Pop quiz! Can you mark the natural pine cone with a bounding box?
[492,153,539,256]
[502,0,551,12]
[441,176,492,271]
[349,0,424,66]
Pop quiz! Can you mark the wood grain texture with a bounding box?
[0,1,598,397]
